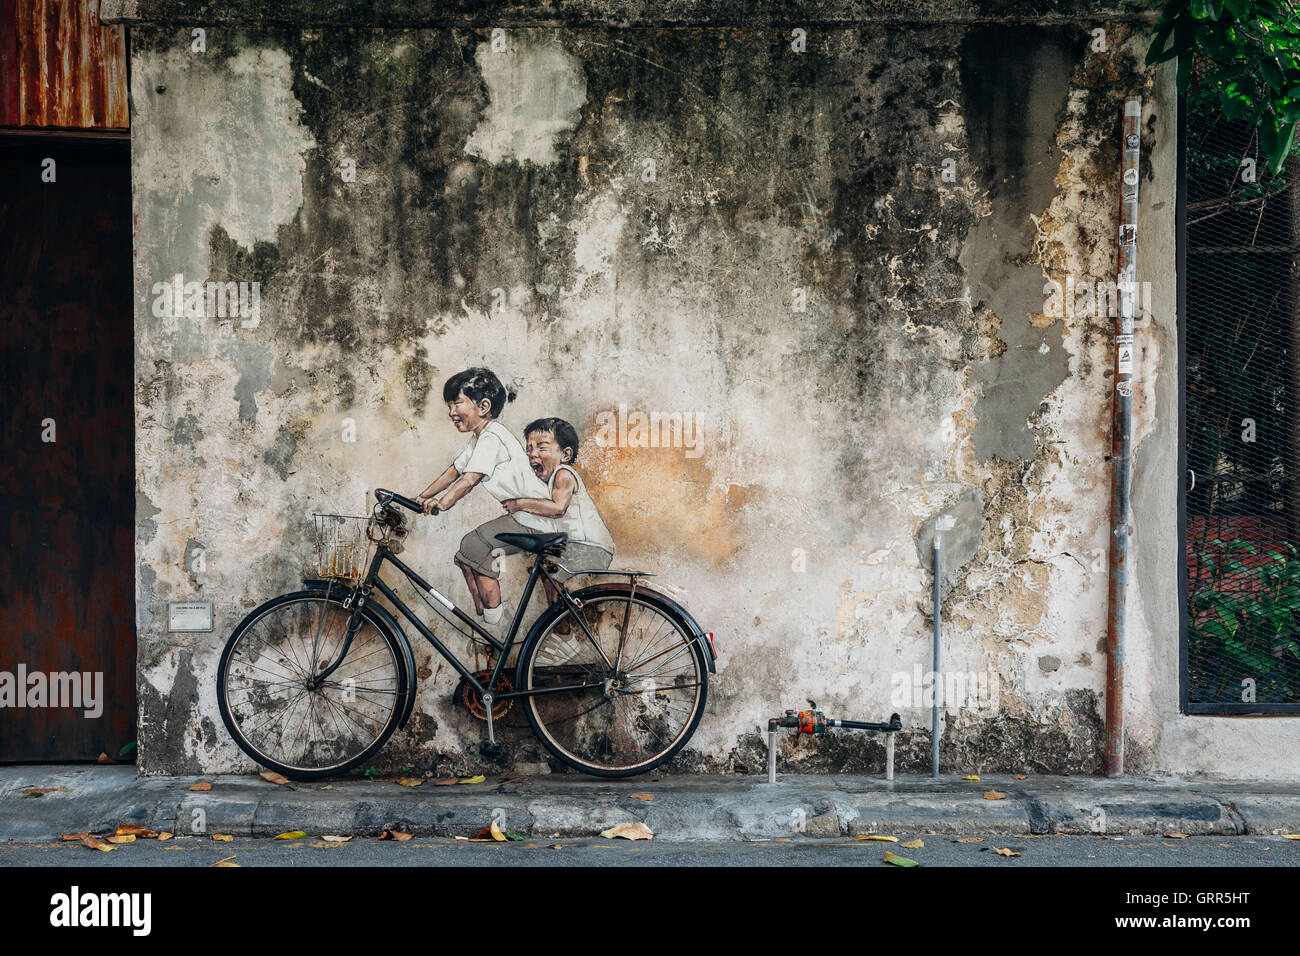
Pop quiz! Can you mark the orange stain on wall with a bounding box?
[578,439,749,564]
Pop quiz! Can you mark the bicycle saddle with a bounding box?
[494,532,568,555]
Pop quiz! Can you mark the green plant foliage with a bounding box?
[1190,539,1300,701]
[1148,0,1300,172]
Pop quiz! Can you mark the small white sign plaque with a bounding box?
[168,601,214,632]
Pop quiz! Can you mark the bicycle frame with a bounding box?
[315,539,624,747]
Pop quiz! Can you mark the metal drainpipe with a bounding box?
[933,515,955,778]
[1107,96,1141,777]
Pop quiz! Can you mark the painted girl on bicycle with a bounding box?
[414,368,556,629]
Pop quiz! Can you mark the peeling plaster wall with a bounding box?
[122,9,1299,780]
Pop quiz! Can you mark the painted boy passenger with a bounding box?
[503,418,615,608]
[414,368,556,627]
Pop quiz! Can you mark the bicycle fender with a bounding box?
[302,580,420,729]
[519,582,717,675]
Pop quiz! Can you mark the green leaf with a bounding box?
[1265,120,1297,173]
[883,850,920,867]
[1223,91,1256,119]
[1261,57,1286,89]
[118,741,137,758]
[1146,1,1184,64]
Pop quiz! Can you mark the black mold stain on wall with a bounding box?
[959,25,1079,464]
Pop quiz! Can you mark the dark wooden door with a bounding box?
[0,138,135,760]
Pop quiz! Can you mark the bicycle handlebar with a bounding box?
[375,488,428,514]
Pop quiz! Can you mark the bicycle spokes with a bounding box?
[222,598,400,774]
[524,595,704,774]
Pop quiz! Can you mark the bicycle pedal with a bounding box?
[479,740,504,759]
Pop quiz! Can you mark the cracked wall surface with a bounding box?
[122,9,1298,780]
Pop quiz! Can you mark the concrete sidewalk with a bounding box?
[3,765,1299,843]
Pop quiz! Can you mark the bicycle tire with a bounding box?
[516,587,708,777]
[217,589,409,781]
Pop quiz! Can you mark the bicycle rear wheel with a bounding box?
[217,590,407,780]
[518,590,707,777]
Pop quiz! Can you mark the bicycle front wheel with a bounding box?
[518,591,707,777]
[217,590,407,780]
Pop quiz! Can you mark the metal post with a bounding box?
[767,728,778,784]
[886,731,896,781]
[932,519,953,778]
[1107,96,1141,777]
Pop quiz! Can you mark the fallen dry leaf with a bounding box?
[273,830,307,840]
[97,752,114,764]
[81,835,115,852]
[322,835,352,843]
[854,835,899,842]
[116,825,158,839]
[1013,775,1028,780]
[23,787,62,795]
[1163,832,1190,839]
[157,832,174,841]
[210,856,239,867]
[470,823,512,842]
[630,793,655,801]
[458,775,486,785]
[549,844,565,849]
[995,847,1021,857]
[61,832,90,842]
[1282,834,1300,840]
[211,834,234,842]
[955,837,983,843]
[984,790,1007,800]
[260,771,291,786]
[379,829,413,841]
[600,822,654,841]
[901,839,924,849]
[189,782,212,791]
[961,775,980,781]
[882,850,918,867]
[395,778,423,787]
[106,835,136,844]
[433,778,459,786]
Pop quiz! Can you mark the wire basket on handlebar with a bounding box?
[312,513,372,583]
[312,492,414,583]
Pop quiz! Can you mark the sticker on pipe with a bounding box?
[1118,345,1134,374]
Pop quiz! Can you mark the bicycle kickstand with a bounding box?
[480,693,503,759]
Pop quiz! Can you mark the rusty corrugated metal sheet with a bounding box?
[0,0,128,129]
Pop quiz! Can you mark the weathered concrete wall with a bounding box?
[120,4,1300,780]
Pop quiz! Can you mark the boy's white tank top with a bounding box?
[549,464,615,556]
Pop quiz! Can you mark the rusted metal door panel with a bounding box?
[0,0,129,130]
[0,139,135,761]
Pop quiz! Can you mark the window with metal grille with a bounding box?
[1181,56,1300,713]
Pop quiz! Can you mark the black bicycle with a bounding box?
[217,488,715,779]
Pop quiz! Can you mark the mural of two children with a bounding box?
[414,367,616,626]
